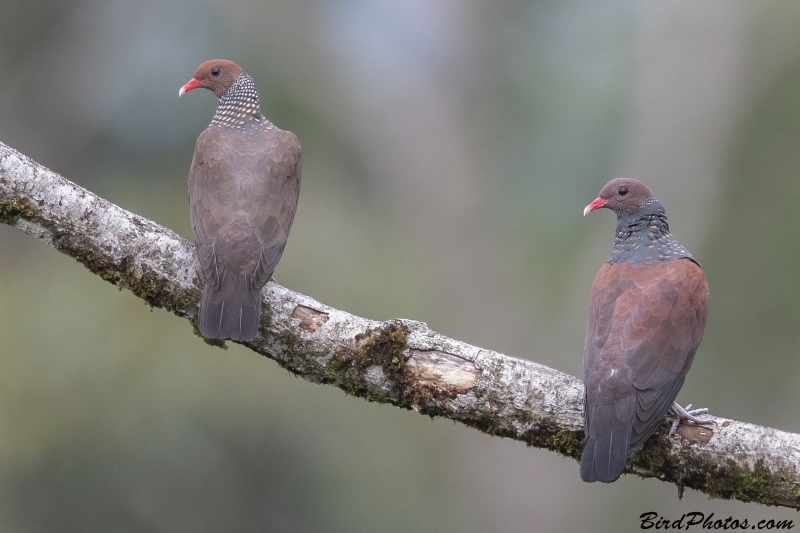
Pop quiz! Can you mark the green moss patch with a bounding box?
[629,433,800,506]
[354,323,409,374]
[326,322,409,376]
[522,423,584,460]
[0,197,40,225]
[461,405,584,460]
[322,322,410,403]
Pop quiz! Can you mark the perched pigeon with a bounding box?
[180,60,301,341]
[581,178,709,482]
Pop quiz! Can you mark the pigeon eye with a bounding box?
[618,187,628,196]
[210,67,221,77]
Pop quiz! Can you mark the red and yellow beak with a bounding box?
[178,77,203,97]
[583,197,606,216]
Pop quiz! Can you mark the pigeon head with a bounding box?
[179,59,244,98]
[584,178,654,217]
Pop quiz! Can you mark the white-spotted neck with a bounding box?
[210,72,276,132]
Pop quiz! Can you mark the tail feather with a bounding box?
[580,399,635,483]
[198,272,261,341]
[580,428,631,483]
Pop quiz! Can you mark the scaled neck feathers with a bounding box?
[210,72,275,132]
[608,198,696,264]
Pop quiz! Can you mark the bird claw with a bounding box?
[667,402,714,437]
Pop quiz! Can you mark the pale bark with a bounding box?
[2,140,799,508]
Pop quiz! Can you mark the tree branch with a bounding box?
[2,140,799,508]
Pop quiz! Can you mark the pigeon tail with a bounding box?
[198,272,261,341]
[580,427,631,483]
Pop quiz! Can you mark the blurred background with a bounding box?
[2,0,800,530]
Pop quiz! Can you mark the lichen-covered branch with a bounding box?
[2,140,799,508]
